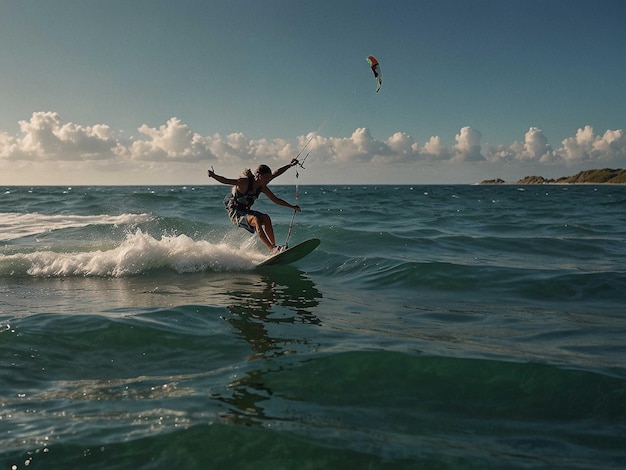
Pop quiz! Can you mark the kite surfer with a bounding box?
[208,160,301,254]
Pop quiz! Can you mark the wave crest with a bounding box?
[0,230,263,277]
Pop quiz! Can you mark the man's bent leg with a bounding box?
[248,214,273,251]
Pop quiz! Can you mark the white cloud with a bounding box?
[326,128,390,162]
[127,117,213,162]
[1,112,625,184]
[383,132,422,163]
[206,132,293,163]
[525,127,553,162]
[487,127,554,163]
[453,126,484,162]
[423,136,449,159]
[485,125,626,167]
[0,112,120,161]
[556,125,626,163]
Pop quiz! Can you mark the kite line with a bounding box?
[283,54,383,246]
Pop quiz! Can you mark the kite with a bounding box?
[366,55,382,93]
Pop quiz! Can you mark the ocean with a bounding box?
[1,184,625,469]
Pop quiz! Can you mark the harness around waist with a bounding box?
[224,194,254,210]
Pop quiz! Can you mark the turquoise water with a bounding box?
[1,185,625,468]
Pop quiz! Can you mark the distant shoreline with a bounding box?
[481,168,626,185]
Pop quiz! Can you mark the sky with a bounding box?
[0,0,625,185]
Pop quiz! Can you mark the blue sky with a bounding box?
[0,0,624,185]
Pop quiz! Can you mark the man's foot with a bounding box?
[270,245,286,255]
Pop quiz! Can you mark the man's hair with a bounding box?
[255,165,272,176]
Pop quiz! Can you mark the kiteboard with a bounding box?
[256,238,320,267]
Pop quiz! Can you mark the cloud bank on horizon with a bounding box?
[1,112,625,184]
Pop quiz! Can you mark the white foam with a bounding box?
[0,212,154,241]
[0,230,266,277]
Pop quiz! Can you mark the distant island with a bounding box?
[481,168,626,185]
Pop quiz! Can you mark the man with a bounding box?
[208,159,300,254]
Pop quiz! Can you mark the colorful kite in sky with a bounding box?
[366,55,382,93]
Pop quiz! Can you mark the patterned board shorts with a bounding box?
[227,207,266,233]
